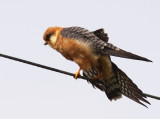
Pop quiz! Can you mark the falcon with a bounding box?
[43,26,152,107]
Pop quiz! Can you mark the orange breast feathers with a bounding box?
[43,27,99,72]
[55,37,100,71]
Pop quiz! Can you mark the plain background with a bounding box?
[0,0,160,119]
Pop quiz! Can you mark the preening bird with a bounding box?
[43,26,152,107]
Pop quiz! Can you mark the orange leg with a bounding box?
[74,68,81,79]
[92,71,102,80]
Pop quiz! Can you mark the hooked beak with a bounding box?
[44,42,48,45]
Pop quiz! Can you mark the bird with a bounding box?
[43,26,152,107]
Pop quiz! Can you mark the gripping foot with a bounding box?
[74,68,81,79]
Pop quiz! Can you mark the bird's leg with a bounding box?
[74,68,81,79]
[92,71,102,80]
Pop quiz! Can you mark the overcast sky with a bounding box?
[0,0,160,119]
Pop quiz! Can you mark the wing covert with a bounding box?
[61,26,151,62]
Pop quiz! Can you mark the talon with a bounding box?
[74,68,81,79]
[92,72,102,79]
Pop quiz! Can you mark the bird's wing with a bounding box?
[61,26,151,62]
[92,28,109,43]
[82,28,150,107]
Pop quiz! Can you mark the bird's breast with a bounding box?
[54,38,99,71]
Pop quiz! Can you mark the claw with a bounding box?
[92,72,102,79]
[74,68,81,79]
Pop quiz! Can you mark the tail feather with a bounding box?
[83,66,122,100]
[104,76,122,100]
[112,62,150,107]
[82,62,150,107]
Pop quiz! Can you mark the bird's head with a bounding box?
[43,26,63,48]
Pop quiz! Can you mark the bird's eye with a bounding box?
[46,34,52,41]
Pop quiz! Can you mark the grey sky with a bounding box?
[0,0,160,119]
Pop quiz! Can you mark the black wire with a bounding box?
[0,53,160,100]
[0,53,102,83]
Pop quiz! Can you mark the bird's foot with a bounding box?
[92,72,102,80]
[74,68,81,79]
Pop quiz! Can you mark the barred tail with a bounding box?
[104,76,122,100]
[82,63,150,107]
[111,62,150,107]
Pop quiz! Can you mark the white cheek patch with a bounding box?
[50,35,57,46]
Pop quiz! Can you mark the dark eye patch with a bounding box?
[46,34,52,41]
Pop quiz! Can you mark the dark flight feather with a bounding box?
[81,28,151,107]
[61,27,152,62]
